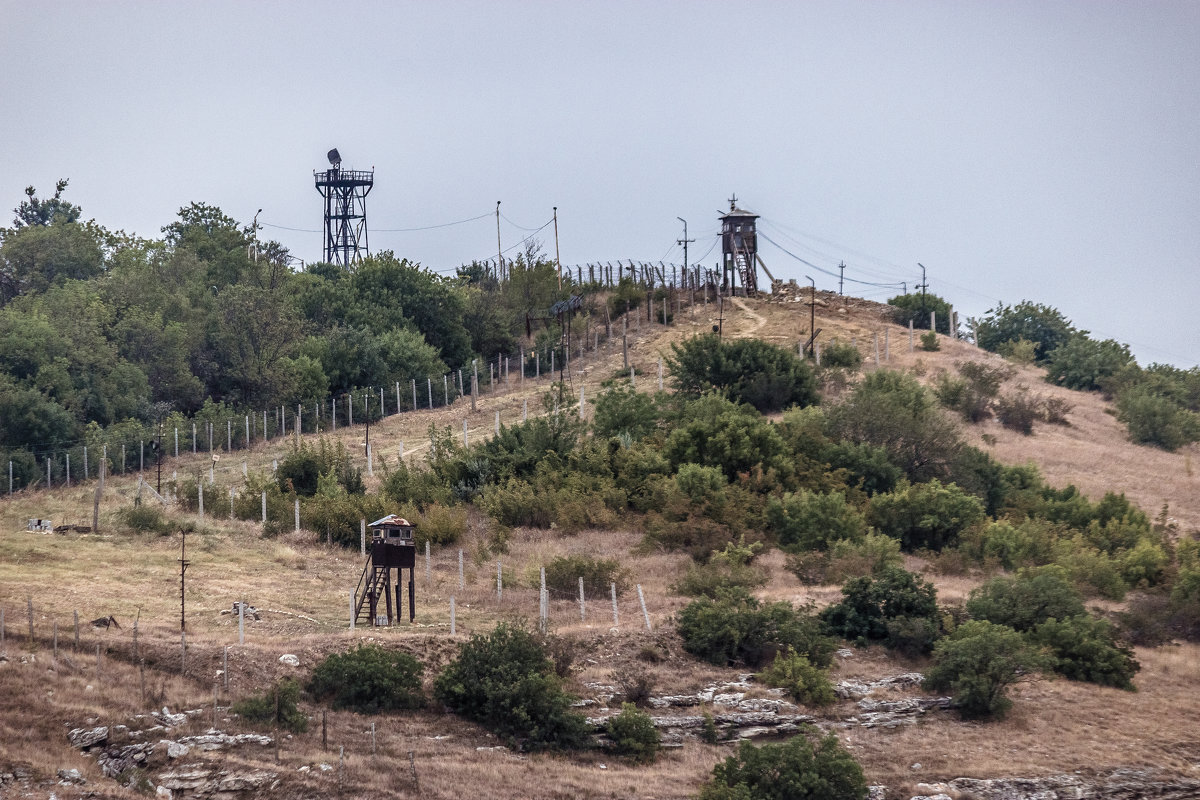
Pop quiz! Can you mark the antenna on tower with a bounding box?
[314,148,373,266]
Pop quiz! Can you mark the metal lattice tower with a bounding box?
[314,148,373,266]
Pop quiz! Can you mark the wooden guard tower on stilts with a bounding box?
[721,195,761,295]
[354,515,417,626]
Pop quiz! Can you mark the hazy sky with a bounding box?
[2,1,1197,366]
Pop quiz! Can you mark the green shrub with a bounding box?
[824,370,964,482]
[965,567,1085,632]
[934,360,1012,423]
[1029,615,1139,690]
[413,502,468,548]
[233,678,308,733]
[820,567,940,648]
[1051,540,1128,600]
[919,330,940,351]
[757,648,836,707]
[973,301,1075,363]
[925,620,1049,720]
[277,444,323,496]
[663,394,794,484]
[479,477,555,528]
[824,533,904,583]
[1117,386,1200,451]
[592,385,668,441]
[673,561,767,598]
[766,490,866,551]
[884,615,942,658]
[308,644,424,714]
[887,292,953,334]
[1045,334,1134,392]
[543,554,628,598]
[119,504,172,535]
[605,703,660,763]
[867,479,985,552]
[432,623,590,750]
[676,587,835,668]
[818,339,862,370]
[698,729,868,800]
[997,337,1038,365]
[667,334,819,413]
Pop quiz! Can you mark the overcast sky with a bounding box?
[2,1,1197,366]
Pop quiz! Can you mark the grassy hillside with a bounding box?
[1,292,1197,799]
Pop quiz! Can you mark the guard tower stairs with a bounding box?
[353,515,417,626]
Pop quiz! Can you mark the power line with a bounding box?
[758,232,905,289]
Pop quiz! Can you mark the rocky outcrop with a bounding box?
[156,764,278,799]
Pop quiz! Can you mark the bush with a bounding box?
[919,330,940,351]
[757,648,836,707]
[592,385,668,441]
[233,678,308,733]
[673,560,767,598]
[543,554,628,598]
[867,479,985,552]
[308,644,424,714]
[605,703,660,763]
[676,587,835,669]
[924,620,1049,720]
[887,292,953,334]
[818,339,862,370]
[1045,334,1133,392]
[432,623,590,750]
[667,334,819,413]
[820,567,940,648]
[765,490,866,552]
[965,567,1086,632]
[1029,615,1139,690]
[119,504,172,535]
[934,361,1010,423]
[663,394,793,482]
[413,502,467,548]
[973,301,1075,363]
[995,388,1040,435]
[698,729,868,800]
[1117,386,1200,451]
[824,370,964,482]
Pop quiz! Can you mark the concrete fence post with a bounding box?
[637,584,651,631]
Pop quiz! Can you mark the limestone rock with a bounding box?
[68,726,109,749]
[278,654,299,667]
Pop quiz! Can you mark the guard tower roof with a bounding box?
[369,515,412,528]
[720,204,759,219]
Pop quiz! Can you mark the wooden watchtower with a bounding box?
[721,195,761,295]
[354,515,417,626]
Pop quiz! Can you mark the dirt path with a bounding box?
[730,295,766,337]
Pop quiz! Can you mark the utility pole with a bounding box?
[252,208,262,262]
[495,201,503,282]
[676,217,694,280]
[806,275,816,354]
[838,261,845,296]
[916,263,928,315]
[553,206,562,290]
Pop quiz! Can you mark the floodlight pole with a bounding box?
[554,207,561,290]
[252,208,262,262]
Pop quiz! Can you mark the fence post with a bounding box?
[458,549,464,590]
[523,398,528,422]
[539,567,547,632]
[637,584,651,631]
[463,419,469,448]
[360,519,367,557]
[349,592,355,630]
[611,583,618,628]
[425,541,431,585]
[294,498,300,532]
[238,603,245,645]
[412,379,417,410]
[367,444,373,477]
[198,483,204,517]
[579,577,585,622]
[261,491,267,524]
[497,562,503,599]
